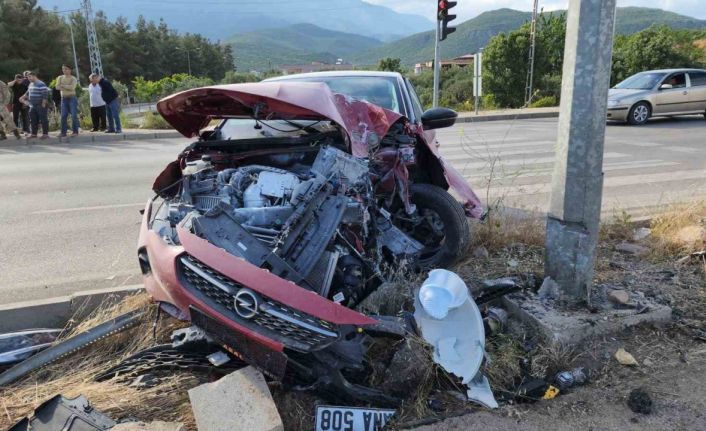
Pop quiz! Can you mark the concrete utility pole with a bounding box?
[82,0,104,76]
[545,0,617,304]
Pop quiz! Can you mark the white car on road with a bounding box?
[607,68,706,125]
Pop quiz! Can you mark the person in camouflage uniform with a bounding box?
[0,80,21,140]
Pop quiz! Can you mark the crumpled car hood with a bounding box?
[157,82,404,157]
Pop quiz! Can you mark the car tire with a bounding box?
[392,183,470,269]
[627,102,651,125]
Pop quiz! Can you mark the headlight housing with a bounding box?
[607,99,620,108]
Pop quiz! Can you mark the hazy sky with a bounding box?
[364,0,706,21]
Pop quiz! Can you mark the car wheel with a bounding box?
[627,102,651,125]
[391,183,470,269]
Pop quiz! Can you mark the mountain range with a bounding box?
[228,23,383,71]
[37,0,433,41]
[349,7,706,66]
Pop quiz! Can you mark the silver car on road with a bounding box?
[607,68,706,125]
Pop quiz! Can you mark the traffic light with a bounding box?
[437,0,457,41]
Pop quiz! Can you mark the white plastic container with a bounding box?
[418,269,470,319]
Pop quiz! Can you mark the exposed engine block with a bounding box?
[158,146,422,306]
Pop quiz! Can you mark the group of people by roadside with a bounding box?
[0,65,122,140]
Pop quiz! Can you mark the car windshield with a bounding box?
[614,72,666,90]
[276,76,402,113]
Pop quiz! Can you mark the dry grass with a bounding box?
[473,208,545,253]
[0,294,198,430]
[649,201,706,257]
[600,210,636,242]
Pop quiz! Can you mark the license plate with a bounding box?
[315,405,396,431]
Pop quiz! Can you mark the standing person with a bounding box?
[93,74,122,134]
[56,64,79,137]
[19,72,50,139]
[0,79,22,140]
[8,74,30,134]
[88,73,107,131]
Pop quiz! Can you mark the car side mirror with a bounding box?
[659,84,673,90]
[421,107,458,130]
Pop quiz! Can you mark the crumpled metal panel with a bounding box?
[9,394,115,431]
[156,82,403,157]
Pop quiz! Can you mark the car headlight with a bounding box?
[607,100,620,107]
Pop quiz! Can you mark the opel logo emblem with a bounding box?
[234,289,259,319]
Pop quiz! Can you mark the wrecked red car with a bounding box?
[137,77,483,404]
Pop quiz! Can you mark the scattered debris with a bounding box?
[627,387,653,414]
[633,227,652,241]
[554,367,588,390]
[414,287,484,384]
[414,273,498,409]
[466,373,499,409]
[476,278,522,305]
[112,421,185,431]
[188,366,284,431]
[9,394,116,431]
[514,378,559,402]
[485,307,509,335]
[0,329,60,366]
[676,251,706,265]
[615,348,639,366]
[314,406,395,431]
[538,277,561,301]
[0,310,145,387]
[418,269,470,320]
[608,289,631,306]
[616,242,650,256]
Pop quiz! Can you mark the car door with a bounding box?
[687,71,706,112]
[652,72,690,115]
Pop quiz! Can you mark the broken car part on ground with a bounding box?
[136,81,484,405]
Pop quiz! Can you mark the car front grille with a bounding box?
[178,254,339,352]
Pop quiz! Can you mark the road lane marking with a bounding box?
[448,152,629,168]
[31,203,145,215]
[482,169,706,198]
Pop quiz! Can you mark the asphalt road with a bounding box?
[0,116,704,303]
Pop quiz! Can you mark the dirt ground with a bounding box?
[408,217,706,431]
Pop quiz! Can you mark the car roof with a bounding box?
[264,71,403,82]
[638,68,706,74]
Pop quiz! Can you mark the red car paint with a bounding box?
[138,201,376,353]
[142,81,485,358]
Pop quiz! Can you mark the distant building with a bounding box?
[279,61,353,75]
[414,54,475,74]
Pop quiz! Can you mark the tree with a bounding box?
[482,13,567,108]
[378,58,403,73]
[1,1,234,86]
[0,0,71,80]
[611,25,704,85]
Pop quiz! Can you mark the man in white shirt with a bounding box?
[88,73,107,131]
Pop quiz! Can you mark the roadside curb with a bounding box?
[0,285,145,332]
[457,110,560,123]
[0,131,182,148]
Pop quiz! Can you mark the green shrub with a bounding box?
[529,95,558,108]
[141,112,172,129]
